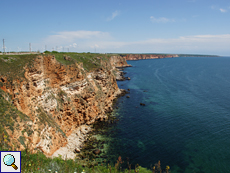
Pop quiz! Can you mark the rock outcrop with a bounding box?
[109,55,132,67]
[0,54,130,159]
[109,55,132,81]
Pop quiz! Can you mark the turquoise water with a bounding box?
[106,57,230,172]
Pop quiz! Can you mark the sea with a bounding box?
[103,56,230,172]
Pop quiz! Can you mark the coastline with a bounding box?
[50,61,131,160]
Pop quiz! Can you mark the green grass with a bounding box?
[0,146,160,173]
[46,52,115,72]
[0,54,38,81]
[36,107,66,138]
[0,89,34,149]
[0,52,117,83]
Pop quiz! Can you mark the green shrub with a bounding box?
[51,51,59,54]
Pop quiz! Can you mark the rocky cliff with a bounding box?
[123,54,178,60]
[109,55,132,67]
[0,53,130,159]
[109,55,132,81]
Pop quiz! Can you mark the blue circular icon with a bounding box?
[3,154,15,166]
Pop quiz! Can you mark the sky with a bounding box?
[1,0,230,56]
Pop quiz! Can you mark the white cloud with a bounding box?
[57,46,63,52]
[220,8,227,13]
[91,34,230,55]
[43,30,111,46]
[211,5,228,13]
[107,10,120,21]
[39,30,230,55]
[90,44,100,49]
[150,16,175,23]
[73,43,77,48]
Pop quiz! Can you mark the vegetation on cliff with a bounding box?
[0,54,38,83]
[0,88,34,150]
[0,143,169,173]
[0,52,115,79]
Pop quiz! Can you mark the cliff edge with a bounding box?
[0,53,130,159]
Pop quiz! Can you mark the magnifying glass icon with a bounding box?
[3,154,18,170]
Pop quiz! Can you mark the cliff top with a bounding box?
[0,52,119,82]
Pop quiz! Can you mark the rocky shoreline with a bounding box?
[115,66,132,81]
[50,65,131,161]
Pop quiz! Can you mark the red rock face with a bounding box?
[0,55,127,156]
[110,55,132,67]
[124,54,178,60]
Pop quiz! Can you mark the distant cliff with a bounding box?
[123,54,179,60]
[0,53,130,159]
[109,55,132,67]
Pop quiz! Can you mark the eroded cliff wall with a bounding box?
[0,54,128,157]
[109,55,132,67]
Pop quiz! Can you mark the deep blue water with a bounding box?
[106,57,230,172]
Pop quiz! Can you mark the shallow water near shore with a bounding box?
[104,57,230,172]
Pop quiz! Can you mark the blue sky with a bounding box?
[1,0,230,55]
